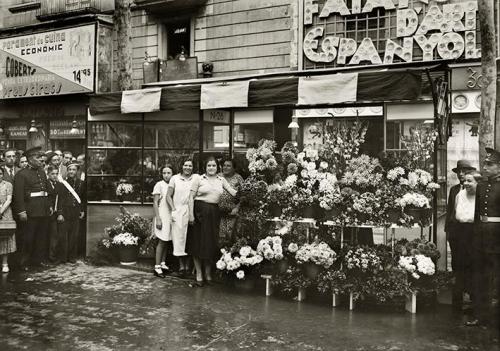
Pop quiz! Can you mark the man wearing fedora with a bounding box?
[466,148,500,327]
[445,159,477,310]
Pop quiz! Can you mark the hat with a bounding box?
[66,161,80,169]
[452,160,476,173]
[45,152,58,163]
[25,146,43,158]
[485,147,500,163]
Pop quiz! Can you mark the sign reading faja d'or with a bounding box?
[303,0,480,66]
[0,24,96,99]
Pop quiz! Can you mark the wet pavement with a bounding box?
[0,263,498,351]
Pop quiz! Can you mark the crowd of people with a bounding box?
[150,157,242,288]
[0,147,86,273]
[446,147,500,327]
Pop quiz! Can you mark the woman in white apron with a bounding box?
[168,159,197,277]
[152,165,174,277]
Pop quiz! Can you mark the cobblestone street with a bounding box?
[0,263,498,350]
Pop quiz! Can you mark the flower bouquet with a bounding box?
[216,239,264,283]
[398,254,443,296]
[263,183,290,218]
[396,192,431,224]
[116,179,134,201]
[341,155,384,190]
[317,270,348,295]
[343,246,383,300]
[246,139,279,183]
[351,191,382,225]
[296,241,337,279]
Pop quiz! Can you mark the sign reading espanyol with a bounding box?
[303,0,480,66]
[0,24,96,99]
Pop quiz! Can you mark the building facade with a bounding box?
[1,0,499,265]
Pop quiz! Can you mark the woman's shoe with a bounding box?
[154,266,165,278]
[195,280,204,287]
[160,263,170,275]
[1,264,9,273]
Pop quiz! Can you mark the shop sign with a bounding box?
[451,65,483,90]
[6,122,28,140]
[203,110,230,124]
[49,119,86,139]
[0,24,95,99]
[303,0,480,67]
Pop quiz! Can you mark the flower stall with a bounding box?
[214,130,450,313]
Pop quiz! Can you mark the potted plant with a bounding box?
[116,179,134,202]
[111,232,140,265]
[295,241,337,280]
[396,192,431,223]
[216,239,264,291]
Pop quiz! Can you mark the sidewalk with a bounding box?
[0,262,498,350]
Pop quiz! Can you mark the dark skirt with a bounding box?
[186,200,221,261]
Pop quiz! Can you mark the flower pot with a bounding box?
[302,205,316,219]
[269,203,282,218]
[405,208,430,222]
[276,259,290,274]
[386,208,401,224]
[302,262,321,280]
[325,207,341,220]
[234,278,256,292]
[357,212,370,224]
[117,245,139,265]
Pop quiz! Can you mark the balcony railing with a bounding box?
[37,0,111,20]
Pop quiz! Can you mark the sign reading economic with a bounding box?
[303,0,480,66]
[0,24,95,99]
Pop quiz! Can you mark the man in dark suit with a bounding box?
[2,149,20,184]
[57,162,85,263]
[445,160,476,309]
[13,147,52,269]
[46,165,64,264]
[467,148,500,327]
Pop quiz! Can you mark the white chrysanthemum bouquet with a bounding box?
[256,236,284,261]
[398,254,435,280]
[295,242,337,268]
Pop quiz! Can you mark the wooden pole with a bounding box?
[114,0,134,91]
[477,0,498,160]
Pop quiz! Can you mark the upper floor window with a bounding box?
[166,19,191,60]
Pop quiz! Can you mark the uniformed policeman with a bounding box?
[13,146,52,270]
[467,147,500,327]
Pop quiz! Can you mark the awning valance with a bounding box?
[89,70,425,116]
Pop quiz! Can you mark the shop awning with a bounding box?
[89,69,428,115]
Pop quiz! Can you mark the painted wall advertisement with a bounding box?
[0,24,96,99]
[303,0,480,67]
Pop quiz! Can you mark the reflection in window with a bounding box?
[204,123,229,151]
[89,122,142,147]
[233,124,273,150]
[88,149,141,176]
[144,122,199,149]
[87,176,142,202]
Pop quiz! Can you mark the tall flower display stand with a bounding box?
[405,291,418,314]
[332,294,340,307]
[297,287,307,302]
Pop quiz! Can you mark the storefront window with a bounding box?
[89,122,142,147]
[87,111,199,204]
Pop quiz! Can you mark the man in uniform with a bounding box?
[13,146,52,270]
[467,147,500,327]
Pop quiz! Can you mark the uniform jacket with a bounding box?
[58,177,85,220]
[13,166,52,217]
[2,165,20,184]
[474,174,500,253]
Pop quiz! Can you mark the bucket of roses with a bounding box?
[295,241,337,280]
[111,232,140,265]
[216,240,264,290]
[343,246,383,300]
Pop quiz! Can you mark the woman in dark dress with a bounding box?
[188,157,237,286]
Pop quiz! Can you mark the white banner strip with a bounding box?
[298,73,358,105]
[200,81,249,110]
[121,88,162,114]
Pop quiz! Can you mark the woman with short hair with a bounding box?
[218,158,244,246]
[188,157,237,286]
